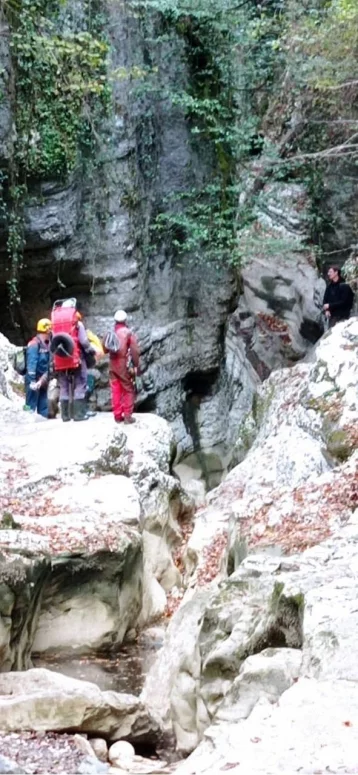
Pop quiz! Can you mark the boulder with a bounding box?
[215,648,302,723]
[0,342,189,665]
[175,677,358,775]
[143,516,358,756]
[0,668,159,744]
[31,539,143,656]
[90,738,109,763]
[235,182,326,377]
[185,318,358,585]
[108,740,135,767]
[142,320,358,758]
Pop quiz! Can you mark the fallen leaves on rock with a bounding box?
[173,518,194,575]
[257,312,291,345]
[240,468,357,555]
[164,517,195,617]
[197,532,227,586]
[0,731,88,774]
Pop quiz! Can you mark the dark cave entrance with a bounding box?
[177,366,227,492]
[0,251,95,344]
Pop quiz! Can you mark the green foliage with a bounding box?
[130,0,285,267]
[293,0,358,90]
[10,0,110,178]
[152,183,241,266]
[3,0,110,311]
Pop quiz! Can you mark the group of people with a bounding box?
[23,265,354,423]
[24,307,140,424]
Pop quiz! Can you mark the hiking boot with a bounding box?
[60,400,71,423]
[123,415,135,424]
[115,417,123,423]
[73,399,89,421]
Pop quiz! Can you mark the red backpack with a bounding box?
[51,299,81,371]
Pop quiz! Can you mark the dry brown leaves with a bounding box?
[197,532,228,586]
[257,312,291,345]
[0,731,87,774]
[241,468,358,555]
[19,519,130,555]
[0,460,130,555]
[342,423,358,454]
[173,518,194,574]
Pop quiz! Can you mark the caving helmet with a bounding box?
[36,318,52,333]
[114,309,127,322]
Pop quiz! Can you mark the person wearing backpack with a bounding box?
[52,300,96,422]
[103,310,140,424]
[25,318,52,417]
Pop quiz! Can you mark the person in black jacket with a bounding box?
[323,266,354,328]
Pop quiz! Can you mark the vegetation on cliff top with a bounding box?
[2,0,358,309]
[2,0,109,312]
[128,0,358,268]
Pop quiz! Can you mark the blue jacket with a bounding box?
[26,336,50,381]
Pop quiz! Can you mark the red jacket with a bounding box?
[106,323,140,385]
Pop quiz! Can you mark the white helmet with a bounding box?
[114,309,127,322]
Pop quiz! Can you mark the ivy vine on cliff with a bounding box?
[130,0,358,269]
[3,0,110,314]
[129,0,286,267]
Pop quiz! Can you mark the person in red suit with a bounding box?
[104,310,140,424]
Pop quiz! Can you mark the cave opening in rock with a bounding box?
[131,741,159,759]
[178,367,227,491]
[0,256,95,344]
[182,367,219,400]
[136,394,157,413]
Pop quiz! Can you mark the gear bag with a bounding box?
[14,347,27,376]
[51,298,81,371]
[14,340,40,376]
[103,328,121,354]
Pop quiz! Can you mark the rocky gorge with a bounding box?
[0,0,340,472]
[0,313,357,773]
[0,0,358,772]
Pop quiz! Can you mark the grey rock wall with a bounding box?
[0,4,333,464]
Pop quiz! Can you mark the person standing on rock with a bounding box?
[323,266,354,328]
[103,310,140,424]
[25,318,52,418]
[51,299,96,422]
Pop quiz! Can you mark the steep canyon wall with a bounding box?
[0,1,355,463]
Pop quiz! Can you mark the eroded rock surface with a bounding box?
[141,318,358,772]
[185,318,358,584]
[0,668,159,744]
[0,336,190,668]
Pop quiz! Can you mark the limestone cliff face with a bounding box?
[0,3,243,459]
[0,3,343,462]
